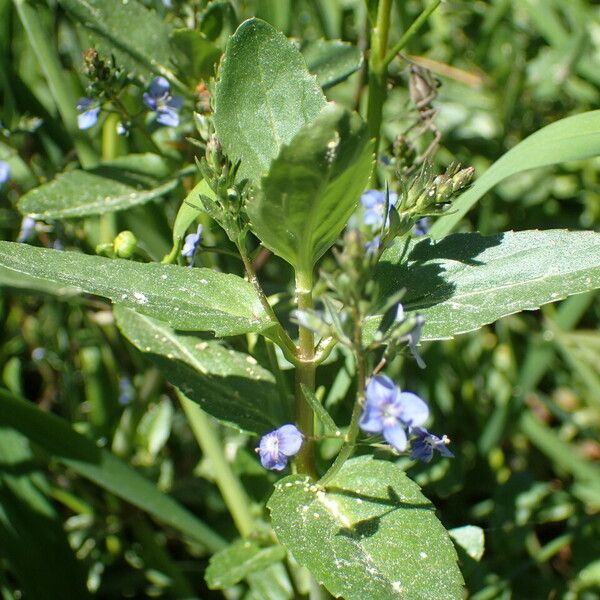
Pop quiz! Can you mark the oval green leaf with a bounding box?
[268,456,463,600]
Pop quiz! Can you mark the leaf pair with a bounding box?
[214,18,374,271]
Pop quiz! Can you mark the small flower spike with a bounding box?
[258,424,304,471]
[143,77,183,127]
[76,98,100,130]
[360,189,398,229]
[0,161,10,187]
[410,427,454,463]
[181,224,203,263]
[359,375,429,452]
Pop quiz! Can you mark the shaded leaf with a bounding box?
[302,39,363,89]
[448,526,485,561]
[268,456,463,600]
[248,104,373,269]
[214,18,326,183]
[18,154,179,219]
[0,242,271,337]
[171,29,221,83]
[114,306,282,433]
[368,230,600,341]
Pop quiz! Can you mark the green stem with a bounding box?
[14,0,97,168]
[177,391,255,538]
[100,113,121,243]
[294,268,316,477]
[366,0,393,184]
[382,0,442,70]
[320,313,366,485]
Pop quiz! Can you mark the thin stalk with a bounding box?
[100,113,121,243]
[319,311,366,485]
[382,0,442,69]
[294,268,316,477]
[237,240,298,362]
[178,391,255,538]
[14,0,97,168]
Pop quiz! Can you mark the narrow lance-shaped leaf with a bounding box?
[0,242,271,337]
[0,390,225,552]
[367,229,600,341]
[430,110,600,238]
[248,104,373,270]
[114,306,284,434]
[18,154,180,219]
[268,456,463,600]
[214,18,326,183]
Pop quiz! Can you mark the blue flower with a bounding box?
[360,189,397,229]
[143,77,183,127]
[0,161,10,187]
[359,375,429,452]
[413,217,430,236]
[410,427,454,463]
[181,224,203,263]
[17,216,36,243]
[258,424,303,471]
[76,98,100,130]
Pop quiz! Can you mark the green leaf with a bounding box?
[114,306,282,433]
[205,539,286,589]
[369,230,600,341]
[448,526,485,561]
[302,39,363,89]
[300,384,340,436]
[268,456,463,600]
[0,242,271,337]
[171,29,221,83]
[0,389,225,552]
[0,427,91,599]
[172,179,208,245]
[59,0,177,83]
[248,104,373,269]
[18,154,179,219]
[214,18,326,183]
[430,110,600,238]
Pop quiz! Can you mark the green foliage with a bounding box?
[369,230,600,341]
[18,154,178,219]
[248,103,373,269]
[302,39,363,89]
[0,242,271,336]
[214,18,326,183]
[269,456,464,600]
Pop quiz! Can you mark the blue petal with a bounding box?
[260,451,288,471]
[17,216,36,243]
[383,422,408,451]
[359,404,384,434]
[77,108,100,130]
[167,95,184,110]
[0,161,10,185]
[411,439,433,462]
[148,76,171,99]
[276,424,303,456]
[365,375,397,407]
[156,108,179,127]
[398,392,429,427]
[363,209,383,226]
[76,97,95,112]
[143,92,157,111]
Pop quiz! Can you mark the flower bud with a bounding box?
[113,230,137,258]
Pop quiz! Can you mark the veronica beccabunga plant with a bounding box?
[2,3,600,599]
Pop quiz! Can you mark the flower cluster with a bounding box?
[359,374,452,461]
[76,76,183,131]
[257,424,303,471]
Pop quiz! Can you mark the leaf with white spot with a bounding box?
[268,456,463,600]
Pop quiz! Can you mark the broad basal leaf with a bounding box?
[59,0,177,83]
[248,104,373,270]
[268,456,463,600]
[368,229,600,341]
[115,307,283,433]
[431,110,600,238]
[18,154,178,219]
[205,539,286,589]
[302,39,363,89]
[214,18,326,183]
[0,242,271,337]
